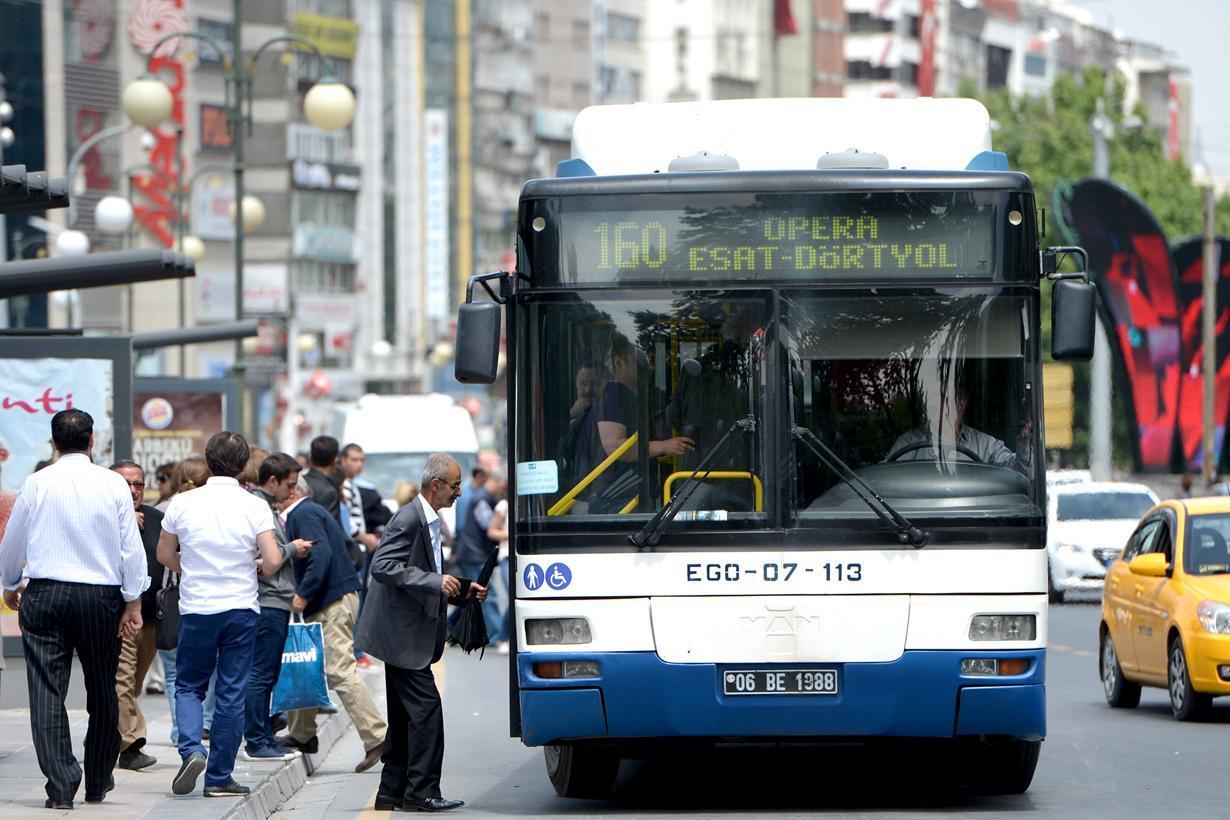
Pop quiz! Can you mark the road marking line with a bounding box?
[1073,649,1094,657]
[1050,643,1072,652]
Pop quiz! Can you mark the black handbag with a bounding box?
[154,572,180,650]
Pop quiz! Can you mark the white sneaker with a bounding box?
[496,641,510,656]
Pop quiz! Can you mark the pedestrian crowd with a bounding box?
[0,408,502,811]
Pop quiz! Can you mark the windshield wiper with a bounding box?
[792,426,929,548]
[629,416,756,549]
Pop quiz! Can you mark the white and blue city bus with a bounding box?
[455,98,1095,798]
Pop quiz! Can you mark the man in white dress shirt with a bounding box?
[157,431,284,799]
[0,409,148,810]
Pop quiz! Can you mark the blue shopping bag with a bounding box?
[270,616,330,714]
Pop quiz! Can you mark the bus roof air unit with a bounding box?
[816,148,889,170]
[569,98,995,175]
[667,151,740,172]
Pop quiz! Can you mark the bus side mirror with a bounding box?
[455,301,501,384]
[1051,279,1096,362]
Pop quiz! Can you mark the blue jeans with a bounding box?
[161,648,216,744]
[159,648,179,744]
[175,609,258,786]
[243,607,291,751]
[484,559,510,643]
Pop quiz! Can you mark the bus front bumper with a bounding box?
[517,650,1045,747]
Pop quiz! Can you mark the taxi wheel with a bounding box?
[544,743,620,798]
[1101,630,1140,708]
[1168,638,1212,721]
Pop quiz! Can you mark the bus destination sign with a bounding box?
[554,193,997,283]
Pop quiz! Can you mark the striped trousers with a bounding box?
[18,579,124,803]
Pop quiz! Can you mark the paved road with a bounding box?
[277,597,1228,818]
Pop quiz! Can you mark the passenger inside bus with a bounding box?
[584,335,695,513]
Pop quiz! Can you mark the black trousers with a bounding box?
[378,663,445,802]
[19,579,124,802]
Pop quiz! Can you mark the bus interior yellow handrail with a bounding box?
[547,433,639,516]
[663,471,764,512]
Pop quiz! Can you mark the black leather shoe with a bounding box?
[117,747,157,770]
[203,778,251,797]
[85,776,115,803]
[373,796,403,810]
[276,733,319,755]
[403,797,464,812]
[43,798,73,809]
[269,712,288,733]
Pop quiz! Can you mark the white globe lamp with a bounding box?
[93,196,134,234]
[55,230,91,257]
[303,79,356,132]
[122,76,174,128]
[175,235,206,262]
[229,195,266,233]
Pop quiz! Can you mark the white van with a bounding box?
[333,393,480,514]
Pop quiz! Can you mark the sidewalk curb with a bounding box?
[218,708,354,820]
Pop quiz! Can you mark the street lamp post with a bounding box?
[123,10,355,435]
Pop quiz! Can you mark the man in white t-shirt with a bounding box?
[157,432,283,799]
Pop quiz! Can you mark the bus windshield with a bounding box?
[788,289,1041,523]
[515,291,769,533]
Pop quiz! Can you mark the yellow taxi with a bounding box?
[1099,498,1230,720]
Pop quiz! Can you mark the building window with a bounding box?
[535,11,549,38]
[287,0,351,19]
[607,12,639,44]
[847,12,894,34]
[572,80,590,108]
[536,74,550,100]
[292,190,356,226]
[295,55,353,85]
[287,123,353,162]
[291,260,357,293]
[1024,52,1047,77]
[847,60,892,81]
[986,45,1011,89]
[572,19,589,44]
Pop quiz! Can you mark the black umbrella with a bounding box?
[447,546,500,657]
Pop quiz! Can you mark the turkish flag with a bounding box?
[773,0,798,37]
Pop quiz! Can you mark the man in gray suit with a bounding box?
[356,453,486,813]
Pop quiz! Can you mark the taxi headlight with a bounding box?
[969,614,1037,641]
[1196,601,1230,634]
[525,618,592,645]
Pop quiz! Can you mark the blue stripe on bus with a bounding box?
[517,650,1045,746]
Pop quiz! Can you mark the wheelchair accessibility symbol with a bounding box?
[523,563,545,591]
[545,563,572,590]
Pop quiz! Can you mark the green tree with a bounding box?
[962,69,1230,470]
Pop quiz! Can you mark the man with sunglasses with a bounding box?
[357,453,486,812]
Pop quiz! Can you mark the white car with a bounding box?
[1047,481,1159,602]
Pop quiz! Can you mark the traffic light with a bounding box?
[0,164,70,214]
[0,248,195,299]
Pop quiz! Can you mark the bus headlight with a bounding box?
[525,618,593,645]
[1196,601,1230,634]
[969,614,1036,641]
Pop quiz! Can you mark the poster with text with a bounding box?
[0,357,115,494]
[133,391,225,501]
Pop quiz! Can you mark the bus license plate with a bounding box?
[723,669,839,696]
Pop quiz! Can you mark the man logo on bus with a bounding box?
[546,563,572,590]
[523,563,545,591]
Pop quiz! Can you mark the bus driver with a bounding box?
[887,378,1033,475]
